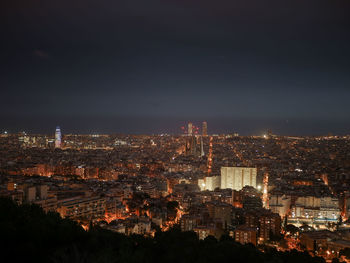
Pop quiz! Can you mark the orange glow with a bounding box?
[207,136,213,174]
[233,202,243,208]
[160,206,184,232]
[293,180,313,186]
[321,174,328,186]
[81,224,89,231]
[103,212,126,223]
[263,172,269,208]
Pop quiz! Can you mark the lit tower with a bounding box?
[55,126,62,148]
[200,136,205,157]
[188,122,193,136]
[202,121,207,136]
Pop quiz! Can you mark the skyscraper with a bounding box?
[55,126,62,148]
[188,122,193,136]
[202,122,207,136]
[200,136,205,157]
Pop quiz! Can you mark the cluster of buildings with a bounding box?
[1,126,350,261]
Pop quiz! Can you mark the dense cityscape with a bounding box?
[2,0,349,262]
[1,123,350,262]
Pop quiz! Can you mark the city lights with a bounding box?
[1,0,349,261]
[1,126,350,262]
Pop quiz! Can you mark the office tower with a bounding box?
[188,122,193,136]
[202,121,207,136]
[200,136,205,157]
[55,126,62,148]
[221,167,257,190]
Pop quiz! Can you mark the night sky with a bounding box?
[1,0,350,135]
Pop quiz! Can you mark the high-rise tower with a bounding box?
[202,122,207,136]
[188,122,193,136]
[185,136,198,156]
[55,126,62,148]
[200,136,205,157]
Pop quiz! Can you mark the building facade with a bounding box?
[221,167,257,191]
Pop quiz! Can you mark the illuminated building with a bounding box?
[220,167,257,190]
[202,121,207,136]
[198,175,221,191]
[185,135,197,156]
[57,196,106,220]
[187,122,193,136]
[200,136,205,157]
[288,196,340,227]
[180,214,199,231]
[232,190,243,208]
[244,209,281,243]
[234,225,257,246]
[193,225,221,240]
[130,219,152,235]
[206,176,220,191]
[55,126,62,148]
[299,230,338,251]
[269,194,291,218]
[258,213,281,242]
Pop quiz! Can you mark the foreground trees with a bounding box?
[0,198,325,263]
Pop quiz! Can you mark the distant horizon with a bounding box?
[1,115,349,136]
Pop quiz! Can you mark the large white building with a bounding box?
[198,176,221,191]
[220,167,257,190]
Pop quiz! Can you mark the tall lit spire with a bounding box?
[200,136,205,157]
[188,122,193,136]
[202,121,207,136]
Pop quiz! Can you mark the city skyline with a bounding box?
[1,127,350,262]
[1,117,349,136]
[2,1,350,262]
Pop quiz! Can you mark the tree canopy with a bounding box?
[0,198,325,263]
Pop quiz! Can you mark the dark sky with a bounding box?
[1,0,350,135]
